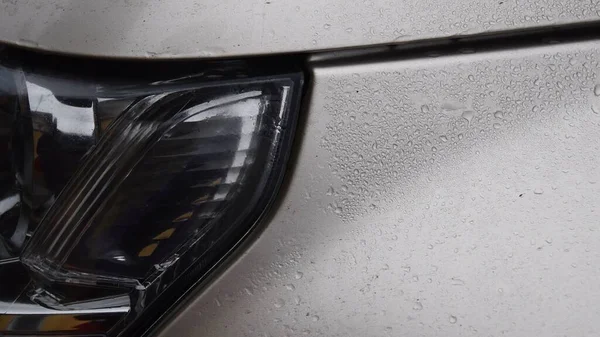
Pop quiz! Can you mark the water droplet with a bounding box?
[402,266,411,273]
[412,300,423,311]
[462,110,475,125]
[345,27,353,33]
[449,315,457,324]
[323,23,331,29]
[285,284,296,291]
[497,288,504,294]
[274,298,285,308]
[534,188,544,195]
[326,186,334,195]
[451,277,465,286]
[493,123,501,129]
[295,271,304,279]
[440,135,448,142]
[334,206,342,214]
[545,238,553,244]
[369,204,377,210]
[311,315,320,322]
[594,84,600,96]
[421,105,430,113]
[412,275,419,282]
[494,110,504,119]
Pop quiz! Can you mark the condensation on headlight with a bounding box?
[0,50,302,336]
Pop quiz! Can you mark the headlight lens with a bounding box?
[0,48,302,336]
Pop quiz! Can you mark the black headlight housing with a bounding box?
[0,46,303,336]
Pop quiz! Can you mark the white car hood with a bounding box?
[0,0,598,58]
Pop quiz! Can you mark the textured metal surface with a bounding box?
[1,0,600,58]
[159,40,600,337]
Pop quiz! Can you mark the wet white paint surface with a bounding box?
[0,0,599,57]
[159,41,600,336]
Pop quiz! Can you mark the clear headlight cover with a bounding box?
[22,79,296,287]
[0,48,302,336]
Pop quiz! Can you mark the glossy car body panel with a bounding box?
[158,39,600,337]
[0,0,599,58]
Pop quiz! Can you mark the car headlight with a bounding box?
[0,47,303,336]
